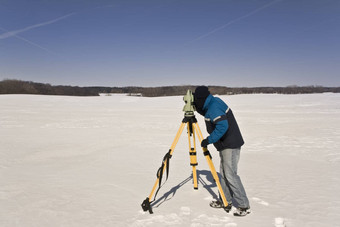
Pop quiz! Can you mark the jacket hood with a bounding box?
[202,94,213,111]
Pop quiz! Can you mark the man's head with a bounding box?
[194,86,210,115]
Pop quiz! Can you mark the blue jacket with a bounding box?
[203,95,244,150]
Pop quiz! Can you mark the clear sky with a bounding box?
[0,0,339,87]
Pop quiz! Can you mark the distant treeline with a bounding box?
[1,79,339,97]
[0,79,99,96]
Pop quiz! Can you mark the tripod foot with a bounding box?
[141,197,153,214]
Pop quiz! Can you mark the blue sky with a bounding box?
[0,0,339,87]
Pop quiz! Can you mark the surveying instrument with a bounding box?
[141,90,228,214]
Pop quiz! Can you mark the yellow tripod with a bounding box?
[141,113,228,214]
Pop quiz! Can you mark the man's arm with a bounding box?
[207,116,229,144]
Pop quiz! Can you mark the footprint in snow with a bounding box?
[191,214,236,227]
[130,212,182,226]
[180,206,191,216]
[252,197,269,206]
[275,217,286,227]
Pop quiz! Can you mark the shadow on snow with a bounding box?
[151,170,220,210]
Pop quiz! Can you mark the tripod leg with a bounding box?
[193,123,229,207]
[146,122,186,203]
[186,122,198,189]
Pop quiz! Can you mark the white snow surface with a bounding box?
[1,93,340,227]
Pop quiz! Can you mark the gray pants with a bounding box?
[219,148,249,208]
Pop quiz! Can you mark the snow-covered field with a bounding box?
[1,93,340,227]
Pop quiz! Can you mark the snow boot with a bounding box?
[233,207,251,217]
[210,200,224,208]
[209,200,233,213]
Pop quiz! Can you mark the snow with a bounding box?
[1,93,340,227]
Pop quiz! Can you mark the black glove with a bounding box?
[201,138,209,148]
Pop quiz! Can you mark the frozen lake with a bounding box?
[1,93,340,226]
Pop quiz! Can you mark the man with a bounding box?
[193,86,250,217]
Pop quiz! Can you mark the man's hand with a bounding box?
[201,138,209,148]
